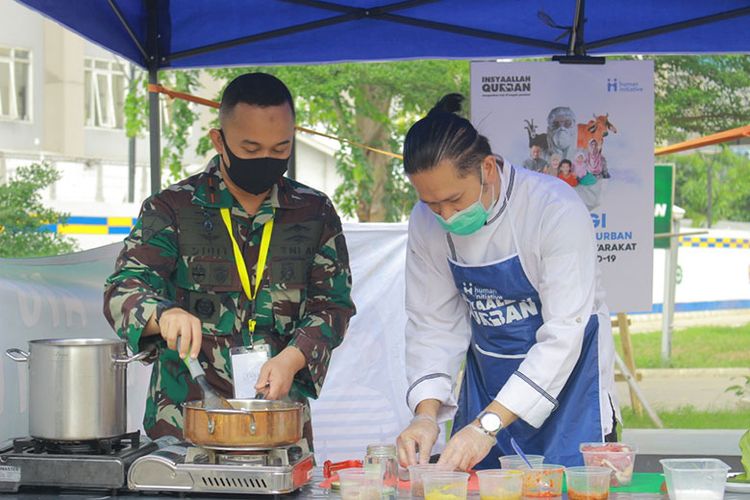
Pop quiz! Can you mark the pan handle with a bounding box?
[207,415,216,435]
[5,348,29,362]
[113,350,150,365]
[249,414,257,435]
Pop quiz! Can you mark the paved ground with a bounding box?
[615,367,750,412]
[615,309,750,412]
[628,308,750,334]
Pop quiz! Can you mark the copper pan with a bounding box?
[182,399,303,450]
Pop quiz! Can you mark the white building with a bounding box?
[0,0,344,250]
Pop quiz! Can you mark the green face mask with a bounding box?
[433,169,495,236]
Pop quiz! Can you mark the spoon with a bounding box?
[177,338,234,410]
[510,436,534,469]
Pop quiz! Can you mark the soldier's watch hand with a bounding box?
[255,347,305,400]
[158,308,203,359]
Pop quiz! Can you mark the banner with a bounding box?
[654,164,675,250]
[0,224,420,462]
[471,60,654,312]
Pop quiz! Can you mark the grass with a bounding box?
[621,405,749,429]
[613,324,750,368]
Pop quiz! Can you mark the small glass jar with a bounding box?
[364,443,398,498]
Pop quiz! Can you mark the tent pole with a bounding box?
[567,0,588,56]
[567,0,583,55]
[552,0,603,64]
[289,140,296,180]
[146,0,160,194]
[149,68,161,194]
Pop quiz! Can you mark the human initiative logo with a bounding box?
[607,77,643,93]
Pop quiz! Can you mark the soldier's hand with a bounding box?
[158,308,202,359]
[255,347,306,400]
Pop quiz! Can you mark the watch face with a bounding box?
[480,412,502,432]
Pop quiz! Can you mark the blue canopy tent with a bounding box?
[14,0,750,191]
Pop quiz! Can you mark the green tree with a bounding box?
[654,55,750,144]
[667,146,750,226]
[204,61,469,221]
[125,56,750,221]
[0,163,77,258]
[124,69,201,182]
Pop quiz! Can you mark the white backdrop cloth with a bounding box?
[0,223,426,462]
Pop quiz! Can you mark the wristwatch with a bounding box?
[476,410,504,437]
[155,301,179,325]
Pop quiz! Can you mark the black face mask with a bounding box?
[219,130,289,195]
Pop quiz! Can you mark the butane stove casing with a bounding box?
[127,439,314,495]
[0,431,157,493]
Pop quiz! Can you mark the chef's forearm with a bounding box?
[415,399,442,419]
[484,400,518,427]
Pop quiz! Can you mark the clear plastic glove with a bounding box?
[396,414,440,467]
[437,423,495,471]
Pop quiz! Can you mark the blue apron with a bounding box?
[447,202,602,469]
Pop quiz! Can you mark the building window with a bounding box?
[0,47,32,121]
[84,58,126,129]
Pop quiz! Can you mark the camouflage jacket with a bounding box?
[104,156,355,440]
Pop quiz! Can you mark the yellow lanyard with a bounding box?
[220,207,274,334]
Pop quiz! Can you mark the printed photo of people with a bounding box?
[521,108,618,210]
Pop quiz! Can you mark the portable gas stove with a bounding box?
[0,430,158,493]
[128,439,314,495]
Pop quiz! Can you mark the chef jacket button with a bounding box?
[576,317,582,323]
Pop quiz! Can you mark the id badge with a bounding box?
[230,344,271,399]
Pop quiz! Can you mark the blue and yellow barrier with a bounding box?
[37,218,750,249]
[41,216,138,235]
[678,236,750,249]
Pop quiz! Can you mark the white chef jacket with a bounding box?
[404,160,618,434]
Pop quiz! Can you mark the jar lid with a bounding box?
[366,443,397,456]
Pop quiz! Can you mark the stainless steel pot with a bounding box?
[6,338,148,441]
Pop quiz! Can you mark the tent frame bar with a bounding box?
[587,5,750,50]
[286,0,565,50]
[107,0,148,62]
[169,0,435,61]
[170,11,364,62]
[170,0,564,63]
[377,12,564,50]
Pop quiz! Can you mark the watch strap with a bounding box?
[155,300,180,325]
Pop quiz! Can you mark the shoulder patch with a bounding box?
[142,210,172,242]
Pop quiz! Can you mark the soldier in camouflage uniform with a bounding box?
[103,73,355,446]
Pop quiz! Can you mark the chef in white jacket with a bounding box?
[396,94,618,471]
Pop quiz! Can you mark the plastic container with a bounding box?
[422,471,470,500]
[565,466,611,500]
[521,464,565,497]
[499,454,545,470]
[338,468,384,500]
[408,463,455,498]
[660,458,730,500]
[476,469,524,500]
[580,442,637,486]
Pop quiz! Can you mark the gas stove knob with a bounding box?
[288,445,303,463]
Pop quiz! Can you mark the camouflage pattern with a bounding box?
[104,155,355,445]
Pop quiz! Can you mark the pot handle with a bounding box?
[248,413,257,435]
[5,348,29,362]
[113,350,150,365]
